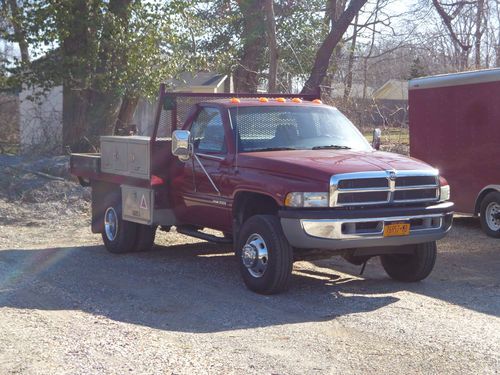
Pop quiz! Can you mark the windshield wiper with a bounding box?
[312,145,351,150]
[254,147,297,152]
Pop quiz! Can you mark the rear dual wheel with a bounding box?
[102,203,156,254]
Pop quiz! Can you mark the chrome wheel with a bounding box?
[241,233,269,278]
[485,201,500,231]
[104,207,119,241]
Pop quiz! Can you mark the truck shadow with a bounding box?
[306,217,500,318]
[0,218,497,332]
[0,242,397,333]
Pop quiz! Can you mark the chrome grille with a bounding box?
[330,170,439,207]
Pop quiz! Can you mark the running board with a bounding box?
[176,227,232,244]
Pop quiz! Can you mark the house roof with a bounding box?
[329,83,374,99]
[372,79,408,100]
[167,72,227,90]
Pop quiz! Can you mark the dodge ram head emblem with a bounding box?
[388,171,397,180]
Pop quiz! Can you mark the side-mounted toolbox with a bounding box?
[100,136,151,179]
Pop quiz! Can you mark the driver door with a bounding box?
[173,106,232,230]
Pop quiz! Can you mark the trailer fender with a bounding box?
[475,185,500,215]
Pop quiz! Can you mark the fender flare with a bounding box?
[474,185,500,215]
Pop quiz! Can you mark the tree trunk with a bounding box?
[61,0,94,152]
[344,13,358,99]
[234,0,266,93]
[362,5,378,100]
[265,0,278,92]
[474,0,484,68]
[115,95,139,134]
[301,0,367,95]
[432,0,471,68]
[62,87,91,153]
[61,0,132,152]
[87,92,121,141]
[6,0,29,64]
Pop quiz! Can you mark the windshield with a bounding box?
[229,106,371,152]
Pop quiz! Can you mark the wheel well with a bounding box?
[233,192,280,238]
[91,180,121,233]
[475,186,500,215]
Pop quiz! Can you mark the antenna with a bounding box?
[228,107,238,173]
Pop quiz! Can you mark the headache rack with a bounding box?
[151,84,321,141]
[330,170,440,207]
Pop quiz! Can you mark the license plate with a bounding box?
[383,222,410,237]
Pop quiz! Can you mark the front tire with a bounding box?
[236,215,293,294]
[479,191,500,238]
[380,241,437,282]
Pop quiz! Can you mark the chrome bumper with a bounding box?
[279,203,454,251]
[302,213,444,240]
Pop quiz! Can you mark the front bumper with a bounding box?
[279,202,454,251]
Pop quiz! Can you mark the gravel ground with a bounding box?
[0,157,499,374]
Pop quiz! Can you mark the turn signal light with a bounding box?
[276,97,286,103]
[312,99,322,104]
[230,97,240,103]
[291,98,302,103]
[259,97,269,103]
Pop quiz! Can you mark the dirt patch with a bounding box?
[0,155,498,374]
[0,155,90,227]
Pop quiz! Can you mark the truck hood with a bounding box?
[237,150,435,181]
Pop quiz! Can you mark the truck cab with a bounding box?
[71,88,454,294]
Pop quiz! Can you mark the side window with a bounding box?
[190,107,227,154]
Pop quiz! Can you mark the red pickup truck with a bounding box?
[71,87,454,294]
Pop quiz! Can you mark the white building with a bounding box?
[19,85,63,154]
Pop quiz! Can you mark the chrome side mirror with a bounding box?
[172,130,192,162]
[372,128,381,150]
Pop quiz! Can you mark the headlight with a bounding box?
[439,185,450,201]
[284,192,329,207]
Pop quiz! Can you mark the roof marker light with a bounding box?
[276,97,286,103]
[259,97,269,103]
[291,98,302,103]
[312,99,322,104]
[230,97,240,104]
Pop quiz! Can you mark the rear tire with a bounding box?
[101,190,156,253]
[380,241,437,282]
[135,224,157,252]
[102,205,138,254]
[479,191,500,238]
[236,215,293,294]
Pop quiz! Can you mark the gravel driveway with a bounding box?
[0,194,499,375]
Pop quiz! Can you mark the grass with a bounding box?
[0,143,20,155]
[363,127,409,145]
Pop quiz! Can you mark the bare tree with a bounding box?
[430,0,493,69]
[265,0,278,92]
[234,0,267,93]
[4,0,29,64]
[494,0,500,66]
[475,0,485,67]
[343,13,358,99]
[301,0,367,95]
